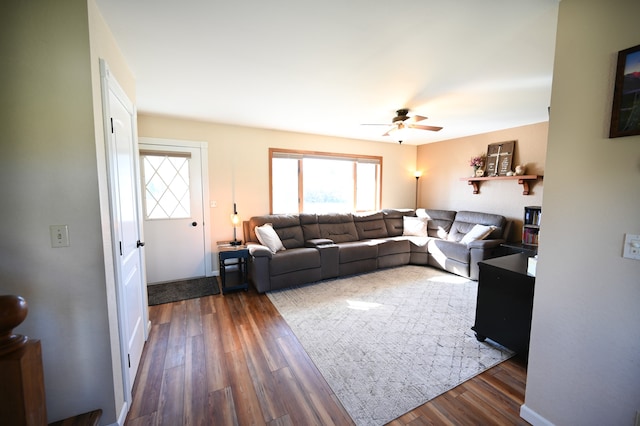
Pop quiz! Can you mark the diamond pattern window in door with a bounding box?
[142,154,191,219]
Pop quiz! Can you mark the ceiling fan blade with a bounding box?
[408,124,443,132]
[364,110,440,136]
[382,126,397,136]
[408,114,428,123]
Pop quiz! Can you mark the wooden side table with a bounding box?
[217,244,249,294]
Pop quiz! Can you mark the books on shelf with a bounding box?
[524,207,542,226]
[522,206,541,246]
[522,227,539,245]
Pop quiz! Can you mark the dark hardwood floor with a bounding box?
[125,286,529,425]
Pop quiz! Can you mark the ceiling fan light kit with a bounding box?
[363,109,443,144]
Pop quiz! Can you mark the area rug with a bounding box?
[267,265,513,426]
[147,276,219,305]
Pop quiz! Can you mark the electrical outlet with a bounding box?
[623,234,640,260]
[50,225,69,248]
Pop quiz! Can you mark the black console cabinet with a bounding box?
[472,253,535,358]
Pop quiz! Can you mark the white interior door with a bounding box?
[139,140,209,284]
[101,60,146,404]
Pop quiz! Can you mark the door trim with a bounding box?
[139,137,212,277]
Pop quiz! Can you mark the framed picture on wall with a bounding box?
[485,141,515,176]
[609,43,640,138]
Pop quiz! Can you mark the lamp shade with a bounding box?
[392,125,407,143]
[230,202,240,226]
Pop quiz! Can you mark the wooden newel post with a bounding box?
[0,295,47,425]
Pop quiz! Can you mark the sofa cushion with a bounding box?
[377,238,410,257]
[248,214,304,248]
[417,209,456,239]
[255,223,285,253]
[354,212,389,240]
[382,209,415,236]
[300,213,320,240]
[448,211,507,242]
[318,213,359,243]
[428,239,470,264]
[460,224,497,244]
[337,241,378,263]
[402,216,428,237]
[269,248,321,276]
[400,235,430,248]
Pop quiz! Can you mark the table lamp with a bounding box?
[230,203,241,245]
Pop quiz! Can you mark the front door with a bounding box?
[139,140,209,284]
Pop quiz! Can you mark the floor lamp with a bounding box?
[414,171,422,209]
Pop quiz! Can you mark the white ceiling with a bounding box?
[96,0,559,145]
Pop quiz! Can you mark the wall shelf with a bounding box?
[460,175,541,195]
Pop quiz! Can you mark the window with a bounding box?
[140,152,191,219]
[270,149,382,214]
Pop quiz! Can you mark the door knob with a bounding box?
[136,240,145,248]
[191,222,197,227]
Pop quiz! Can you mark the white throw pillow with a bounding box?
[415,208,428,218]
[254,223,285,254]
[460,224,497,244]
[402,216,429,237]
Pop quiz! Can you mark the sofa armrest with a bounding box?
[316,243,339,279]
[305,238,335,247]
[247,243,273,259]
[466,238,504,249]
[246,244,272,293]
[468,239,506,280]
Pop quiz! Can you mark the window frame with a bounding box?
[269,148,383,214]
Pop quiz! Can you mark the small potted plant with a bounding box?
[469,155,486,177]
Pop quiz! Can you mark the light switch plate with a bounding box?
[50,225,69,248]
[622,233,640,260]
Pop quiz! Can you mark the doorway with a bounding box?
[138,138,211,284]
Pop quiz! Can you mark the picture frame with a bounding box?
[485,141,515,176]
[609,44,640,138]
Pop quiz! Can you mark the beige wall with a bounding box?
[417,122,548,241]
[522,0,640,425]
[0,0,135,424]
[138,114,418,262]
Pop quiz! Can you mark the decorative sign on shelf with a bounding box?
[485,141,515,176]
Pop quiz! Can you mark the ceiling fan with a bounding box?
[363,109,443,143]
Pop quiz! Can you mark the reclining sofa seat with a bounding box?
[243,214,323,291]
[242,209,511,293]
[426,210,511,279]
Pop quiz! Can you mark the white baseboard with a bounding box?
[109,401,128,426]
[520,404,555,426]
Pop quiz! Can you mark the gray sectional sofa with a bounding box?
[242,209,512,293]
